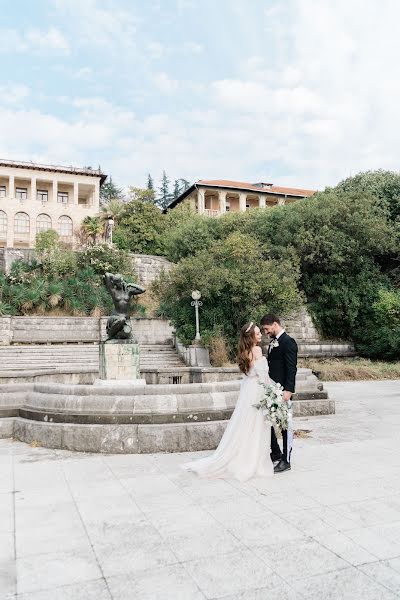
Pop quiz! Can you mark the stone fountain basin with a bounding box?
[0,369,334,453]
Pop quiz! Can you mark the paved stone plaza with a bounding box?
[1,380,400,599]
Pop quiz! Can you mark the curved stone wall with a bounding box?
[0,369,334,453]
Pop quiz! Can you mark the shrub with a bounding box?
[354,288,400,360]
[113,200,165,255]
[206,332,231,367]
[77,244,134,279]
[333,169,400,222]
[152,231,302,355]
[153,184,399,360]
[0,242,136,317]
[35,229,60,253]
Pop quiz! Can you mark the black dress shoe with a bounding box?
[270,452,283,462]
[274,459,291,473]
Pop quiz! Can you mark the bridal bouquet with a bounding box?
[254,381,289,431]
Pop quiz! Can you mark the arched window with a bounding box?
[0,211,7,235]
[58,215,73,237]
[36,213,52,233]
[14,212,30,234]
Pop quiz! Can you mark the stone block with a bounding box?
[15,418,63,449]
[0,417,15,438]
[134,394,178,413]
[99,340,140,380]
[293,399,335,417]
[186,421,226,451]
[137,423,188,453]
[0,316,12,345]
[61,423,139,453]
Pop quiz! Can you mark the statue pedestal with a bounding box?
[99,339,144,382]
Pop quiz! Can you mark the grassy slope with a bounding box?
[299,357,400,381]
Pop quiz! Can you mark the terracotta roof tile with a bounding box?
[197,179,316,197]
[269,185,316,197]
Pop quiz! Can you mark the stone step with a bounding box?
[1,348,98,353]
[140,354,182,359]
[0,341,186,373]
[141,359,182,364]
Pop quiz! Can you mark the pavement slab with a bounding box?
[0,380,399,599]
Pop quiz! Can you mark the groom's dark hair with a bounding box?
[260,313,281,326]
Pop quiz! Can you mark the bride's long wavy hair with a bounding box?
[237,321,257,375]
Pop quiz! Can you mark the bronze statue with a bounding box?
[104,272,145,340]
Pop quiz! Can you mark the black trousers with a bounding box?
[271,426,290,463]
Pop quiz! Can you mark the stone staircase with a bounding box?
[0,344,99,373]
[140,344,185,369]
[0,341,184,376]
[284,308,355,357]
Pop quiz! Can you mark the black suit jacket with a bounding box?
[266,331,298,393]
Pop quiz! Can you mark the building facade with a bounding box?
[0,159,106,248]
[168,179,316,216]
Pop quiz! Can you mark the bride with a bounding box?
[182,321,273,482]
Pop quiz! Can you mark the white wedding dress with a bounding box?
[182,357,273,482]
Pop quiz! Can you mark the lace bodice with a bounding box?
[247,356,270,384]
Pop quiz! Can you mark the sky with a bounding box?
[0,0,399,191]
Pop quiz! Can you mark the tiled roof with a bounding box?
[198,179,270,192]
[197,179,316,197]
[268,185,316,197]
[0,158,107,184]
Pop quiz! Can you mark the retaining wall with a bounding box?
[0,316,174,345]
[130,253,173,286]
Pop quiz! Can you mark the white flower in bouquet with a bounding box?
[253,381,289,431]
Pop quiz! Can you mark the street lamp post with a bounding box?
[191,290,203,342]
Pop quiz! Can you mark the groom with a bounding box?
[261,313,298,473]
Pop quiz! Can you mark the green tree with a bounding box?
[147,173,154,191]
[158,170,171,210]
[173,179,180,200]
[81,216,104,245]
[162,213,217,262]
[127,186,156,204]
[100,176,124,205]
[35,229,60,253]
[113,199,165,254]
[99,198,125,226]
[152,231,301,354]
[179,178,191,192]
[333,169,400,222]
[77,243,133,278]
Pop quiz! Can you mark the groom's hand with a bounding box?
[283,391,292,402]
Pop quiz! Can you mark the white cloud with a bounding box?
[0,27,70,54]
[53,0,137,50]
[183,41,203,54]
[2,0,400,190]
[0,84,30,105]
[74,67,93,79]
[152,73,179,94]
[146,41,167,60]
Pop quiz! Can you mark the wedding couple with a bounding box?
[182,314,298,482]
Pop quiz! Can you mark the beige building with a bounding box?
[0,158,106,248]
[168,179,316,216]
